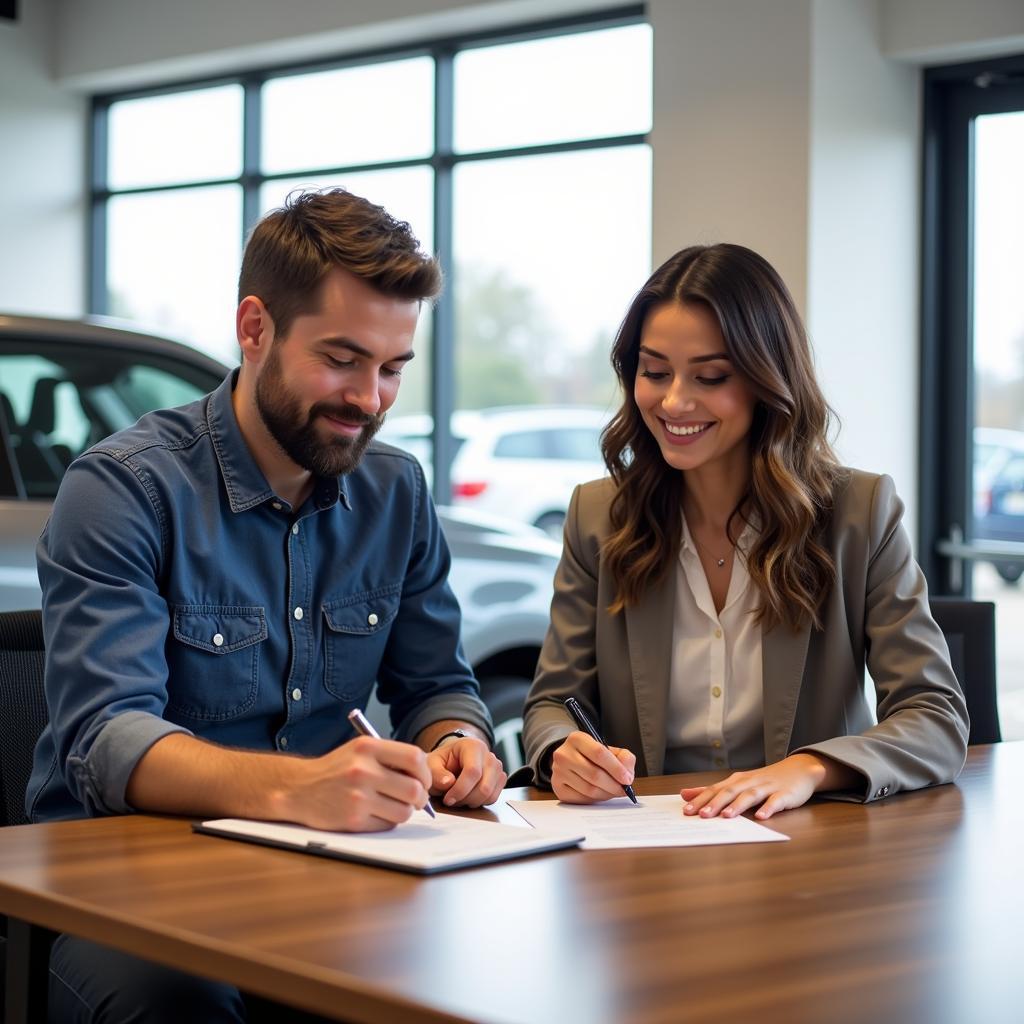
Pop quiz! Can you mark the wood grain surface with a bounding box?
[1,744,1022,1024]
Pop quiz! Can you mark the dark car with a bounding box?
[974,448,1024,584]
[0,314,559,769]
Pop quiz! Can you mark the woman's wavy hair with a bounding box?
[602,243,842,631]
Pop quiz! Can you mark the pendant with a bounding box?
[716,558,726,568]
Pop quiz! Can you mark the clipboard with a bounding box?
[192,809,584,875]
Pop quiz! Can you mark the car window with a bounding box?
[112,364,211,419]
[1,344,214,499]
[493,430,548,459]
[995,456,1024,490]
[552,426,602,462]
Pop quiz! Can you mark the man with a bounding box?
[29,189,505,1022]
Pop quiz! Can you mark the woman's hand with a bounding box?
[551,731,636,804]
[680,752,859,820]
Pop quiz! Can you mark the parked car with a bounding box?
[0,314,560,770]
[973,426,1024,518]
[974,440,1024,584]
[380,405,610,538]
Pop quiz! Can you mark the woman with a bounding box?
[522,243,968,820]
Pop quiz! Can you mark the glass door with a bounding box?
[922,57,1024,740]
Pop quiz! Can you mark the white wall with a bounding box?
[0,0,85,316]
[649,0,813,314]
[53,0,627,90]
[882,0,1024,62]
[807,0,920,503]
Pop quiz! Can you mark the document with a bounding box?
[507,794,789,850]
[194,809,584,875]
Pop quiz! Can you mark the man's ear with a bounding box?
[237,296,275,365]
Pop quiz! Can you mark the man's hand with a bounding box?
[550,730,636,804]
[680,752,860,820]
[427,737,506,807]
[287,735,434,832]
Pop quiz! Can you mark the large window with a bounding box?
[91,9,652,520]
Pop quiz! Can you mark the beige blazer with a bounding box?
[523,470,969,802]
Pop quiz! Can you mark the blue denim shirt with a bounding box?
[28,371,491,822]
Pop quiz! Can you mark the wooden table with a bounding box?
[2,743,1022,1024]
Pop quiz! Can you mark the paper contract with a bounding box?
[508,794,789,850]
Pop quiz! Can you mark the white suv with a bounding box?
[382,406,610,538]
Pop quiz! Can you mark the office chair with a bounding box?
[0,608,52,1022]
[0,609,47,828]
[928,597,1001,746]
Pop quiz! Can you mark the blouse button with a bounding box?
[714,628,722,639]
[212,633,224,647]
[711,685,722,698]
[367,612,379,626]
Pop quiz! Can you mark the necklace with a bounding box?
[689,531,733,568]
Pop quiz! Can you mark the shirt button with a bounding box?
[280,737,289,749]
[212,633,224,647]
[272,501,282,511]
[291,523,299,535]
[714,628,722,639]
[292,688,302,701]
[711,686,722,698]
[713,757,725,768]
[293,607,304,620]
[712,739,722,749]
[367,612,379,626]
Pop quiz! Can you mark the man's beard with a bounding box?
[255,347,383,478]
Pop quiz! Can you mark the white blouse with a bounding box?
[664,514,765,774]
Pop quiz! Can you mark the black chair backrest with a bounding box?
[928,597,1001,746]
[0,609,47,827]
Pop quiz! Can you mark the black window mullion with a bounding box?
[430,46,456,506]
[241,76,262,240]
[88,99,110,315]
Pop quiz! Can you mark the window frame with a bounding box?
[88,5,649,502]
[919,51,1024,592]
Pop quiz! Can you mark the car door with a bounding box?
[0,335,222,611]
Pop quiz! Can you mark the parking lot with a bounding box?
[973,562,1024,740]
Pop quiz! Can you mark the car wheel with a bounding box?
[534,511,565,540]
[995,562,1023,584]
[480,676,531,773]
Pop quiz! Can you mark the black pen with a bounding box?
[563,697,638,805]
[347,708,437,819]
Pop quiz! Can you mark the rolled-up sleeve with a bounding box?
[35,454,191,817]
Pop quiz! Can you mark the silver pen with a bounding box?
[347,708,437,819]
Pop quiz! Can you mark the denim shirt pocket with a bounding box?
[168,604,267,721]
[322,583,401,702]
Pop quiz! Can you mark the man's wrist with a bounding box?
[416,720,486,753]
[429,729,468,752]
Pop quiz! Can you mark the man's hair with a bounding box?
[238,188,442,338]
